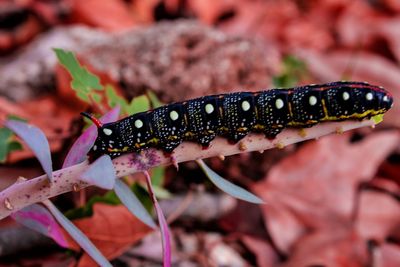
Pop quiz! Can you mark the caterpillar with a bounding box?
[84,81,393,159]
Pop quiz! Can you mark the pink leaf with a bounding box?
[11,203,69,248]
[5,120,53,181]
[144,171,171,267]
[62,105,120,168]
[80,155,116,190]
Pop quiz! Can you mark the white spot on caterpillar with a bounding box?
[309,95,317,106]
[275,98,284,109]
[342,92,350,101]
[205,103,214,114]
[93,145,97,151]
[134,119,143,128]
[366,92,373,101]
[170,110,179,121]
[241,100,251,111]
[103,128,112,135]
[383,95,390,102]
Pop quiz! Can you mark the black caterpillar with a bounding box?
[85,81,393,159]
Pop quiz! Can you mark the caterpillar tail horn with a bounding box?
[80,112,103,128]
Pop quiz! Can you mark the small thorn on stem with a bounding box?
[4,198,13,210]
[238,141,247,151]
[275,142,285,149]
[218,154,225,161]
[298,128,307,138]
[258,150,264,154]
[336,127,344,134]
[16,176,27,183]
[72,183,80,192]
[170,154,179,171]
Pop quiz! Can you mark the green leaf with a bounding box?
[151,185,172,199]
[272,55,308,88]
[147,90,164,108]
[151,166,165,187]
[65,190,120,220]
[105,85,129,111]
[126,95,151,115]
[0,127,22,163]
[53,48,103,103]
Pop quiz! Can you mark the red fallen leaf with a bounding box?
[284,229,369,267]
[219,0,299,40]
[0,4,43,53]
[335,0,382,48]
[187,0,235,25]
[356,190,400,242]
[70,0,136,31]
[241,235,278,267]
[252,132,400,253]
[380,0,400,12]
[379,161,400,185]
[66,203,151,266]
[296,49,400,127]
[128,0,159,24]
[373,243,400,267]
[0,95,76,163]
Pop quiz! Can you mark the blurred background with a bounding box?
[0,0,400,266]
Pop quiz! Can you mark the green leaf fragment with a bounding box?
[147,90,164,108]
[0,127,22,163]
[126,95,151,115]
[53,48,103,103]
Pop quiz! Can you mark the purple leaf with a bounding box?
[114,179,157,229]
[196,159,264,204]
[42,200,112,267]
[80,155,116,190]
[62,105,120,168]
[144,171,171,267]
[5,120,53,181]
[11,204,69,248]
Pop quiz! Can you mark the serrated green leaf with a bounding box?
[54,48,103,104]
[105,85,129,111]
[90,92,103,103]
[76,91,90,102]
[126,95,151,115]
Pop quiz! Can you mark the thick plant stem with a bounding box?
[0,119,376,219]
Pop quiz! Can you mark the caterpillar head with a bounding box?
[81,112,124,160]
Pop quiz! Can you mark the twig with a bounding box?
[0,119,376,219]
